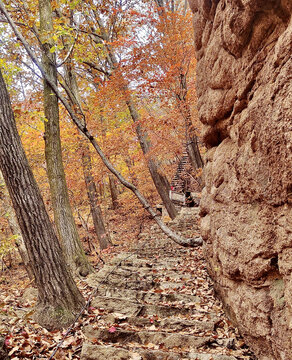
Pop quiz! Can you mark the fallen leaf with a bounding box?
[108,326,117,333]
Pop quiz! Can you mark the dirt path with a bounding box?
[81,217,256,360]
[0,208,256,359]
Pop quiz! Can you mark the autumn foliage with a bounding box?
[0,0,202,264]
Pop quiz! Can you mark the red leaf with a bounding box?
[4,337,10,347]
[21,331,29,338]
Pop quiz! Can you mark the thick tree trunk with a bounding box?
[0,171,34,280]
[185,122,204,189]
[39,0,92,276]
[126,99,178,219]
[109,174,119,210]
[0,69,85,330]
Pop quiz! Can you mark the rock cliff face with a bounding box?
[188,0,292,359]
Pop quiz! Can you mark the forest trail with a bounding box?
[80,210,255,360]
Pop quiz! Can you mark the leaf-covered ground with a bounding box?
[0,209,256,359]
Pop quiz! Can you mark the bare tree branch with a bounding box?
[83,61,112,77]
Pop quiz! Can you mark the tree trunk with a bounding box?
[0,69,85,330]
[0,6,202,248]
[79,19,177,219]
[176,73,204,185]
[64,55,111,250]
[81,141,111,250]
[109,174,119,210]
[126,99,178,219]
[39,0,92,276]
[183,103,204,171]
[124,155,138,186]
[181,103,204,189]
[0,171,34,280]
[98,182,104,199]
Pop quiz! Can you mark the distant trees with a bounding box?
[63,55,112,250]
[137,2,204,181]
[0,170,34,280]
[0,69,85,329]
[79,5,179,219]
[0,0,203,249]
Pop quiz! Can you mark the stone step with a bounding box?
[90,265,193,283]
[88,274,191,292]
[110,254,181,268]
[159,317,216,332]
[82,325,211,350]
[93,266,156,280]
[93,286,199,305]
[105,313,217,333]
[91,296,192,318]
[107,279,155,291]
[87,272,155,290]
[136,253,187,260]
[81,344,236,360]
[111,264,193,277]
[79,241,247,360]
[156,281,186,290]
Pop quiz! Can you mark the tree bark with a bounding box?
[183,103,204,189]
[0,171,34,280]
[109,174,119,210]
[180,100,204,174]
[175,69,204,183]
[126,98,178,219]
[0,69,85,330]
[64,57,111,250]
[81,142,111,250]
[39,0,92,275]
[124,155,138,186]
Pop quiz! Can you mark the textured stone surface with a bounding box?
[81,234,252,359]
[189,0,292,358]
[81,344,237,360]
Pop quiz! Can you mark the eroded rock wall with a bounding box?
[188,0,292,358]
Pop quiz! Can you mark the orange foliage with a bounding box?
[0,0,202,246]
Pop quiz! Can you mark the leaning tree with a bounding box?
[0,69,85,330]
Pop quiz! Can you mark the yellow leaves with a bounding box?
[0,59,21,85]
[69,0,82,9]
[49,44,64,53]
[0,235,17,258]
[49,46,57,53]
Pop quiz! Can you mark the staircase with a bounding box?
[80,214,254,360]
